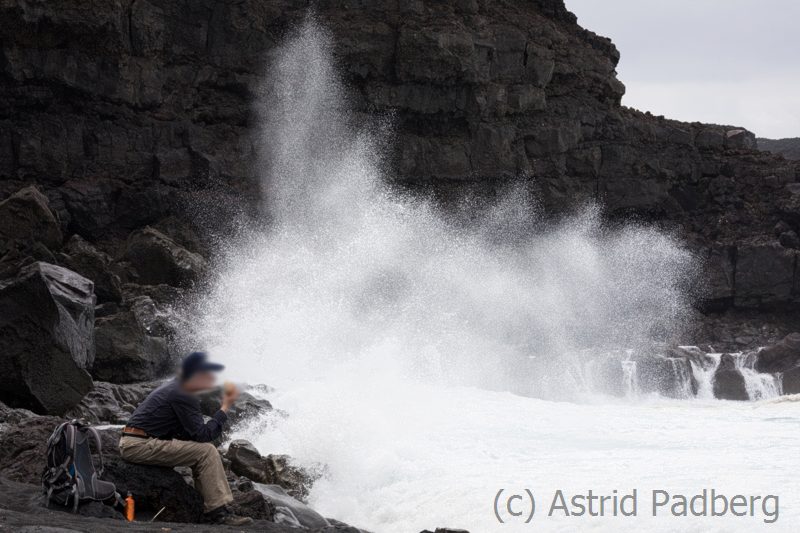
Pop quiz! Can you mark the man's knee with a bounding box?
[196,442,220,463]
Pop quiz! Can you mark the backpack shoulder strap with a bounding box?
[65,423,78,460]
[46,422,69,451]
[87,427,105,476]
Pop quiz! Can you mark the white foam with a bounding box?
[188,18,798,533]
[238,383,799,532]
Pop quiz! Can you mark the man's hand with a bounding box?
[221,381,240,412]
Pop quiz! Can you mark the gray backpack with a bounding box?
[41,420,122,512]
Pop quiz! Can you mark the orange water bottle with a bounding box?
[125,491,135,521]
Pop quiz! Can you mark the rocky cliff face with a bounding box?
[758,138,800,161]
[1,0,799,352]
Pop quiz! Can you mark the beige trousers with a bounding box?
[118,435,233,512]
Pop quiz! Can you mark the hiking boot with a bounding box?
[205,506,254,526]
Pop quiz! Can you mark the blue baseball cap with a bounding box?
[180,351,225,381]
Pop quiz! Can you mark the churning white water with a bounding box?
[194,20,799,532]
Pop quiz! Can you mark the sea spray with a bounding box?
[189,18,708,532]
[192,18,698,398]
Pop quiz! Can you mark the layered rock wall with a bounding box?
[0,0,798,338]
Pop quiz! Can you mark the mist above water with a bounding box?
[193,19,698,400]
[183,20,799,533]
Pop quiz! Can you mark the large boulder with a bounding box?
[0,186,62,251]
[782,366,800,395]
[0,413,63,482]
[255,484,331,530]
[230,486,276,521]
[226,440,318,502]
[712,353,748,401]
[103,456,205,523]
[754,332,800,373]
[123,227,206,287]
[60,235,123,303]
[0,262,94,414]
[724,128,756,150]
[65,381,159,424]
[198,388,273,428]
[755,333,800,395]
[93,297,175,383]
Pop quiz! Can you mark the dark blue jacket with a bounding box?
[126,380,227,442]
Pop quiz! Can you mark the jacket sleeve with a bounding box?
[171,393,228,443]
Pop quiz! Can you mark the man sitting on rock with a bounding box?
[119,351,253,526]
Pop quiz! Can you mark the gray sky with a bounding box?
[567,0,799,138]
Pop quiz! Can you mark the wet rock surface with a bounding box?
[124,227,207,287]
[60,235,123,303]
[255,484,331,529]
[198,388,273,428]
[712,353,749,401]
[0,262,95,414]
[754,332,800,373]
[0,402,366,531]
[226,439,318,502]
[754,332,800,394]
[230,486,276,521]
[92,298,177,383]
[580,341,799,402]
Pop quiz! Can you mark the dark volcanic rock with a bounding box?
[198,388,273,428]
[712,353,748,401]
[0,476,331,532]
[0,414,63,482]
[0,414,362,531]
[755,332,800,373]
[60,235,123,303]
[754,333,800,395]
[230,489,276,521]
[152,215,207,256]
[103,456,205,523]
[226,440,317,502]
[0,0,796,323]
[75,500,125,519]
[0,262,94,414]
[256,483,331,530]
[782,366,800,395]
[0,415,201,523]
[123,227,207,287]
[65,381,159,424]
[0,402,38,424]
[0,186,62,251]
[93,297,176,383]
[734,241,797,308]
[759,137,800,160]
